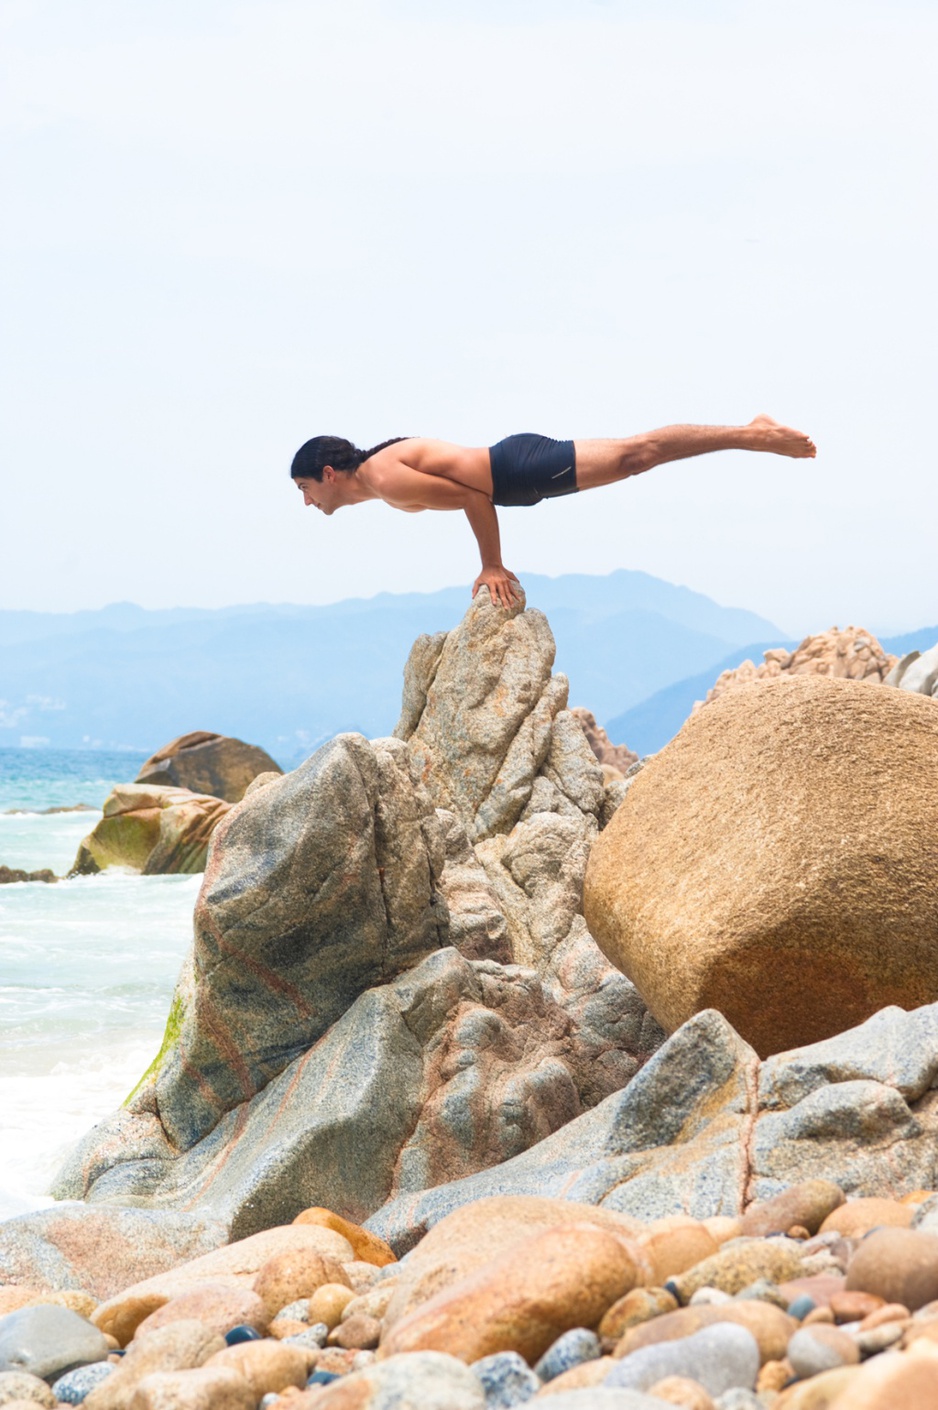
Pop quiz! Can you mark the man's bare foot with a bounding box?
[747,414,816,458]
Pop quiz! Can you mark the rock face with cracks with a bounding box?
[52,589,661,1230]
[585,675,938,1057]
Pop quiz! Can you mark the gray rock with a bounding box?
[471,1350,540,1406]
[715,1392,764,1410]
[892,642,938,696]
[317,1350,486,1408]
[605,1322,760,1396]
[56,947,622,1238]
[284,1326,328,1351]
[0,1206,228,1300]
[0,1305,109,1382]
[274,1300,309,1324]
[51,1361,115,1404]
[0,1369,57,1406]
[787,1326,857,1378]
[533,1328,601,1382]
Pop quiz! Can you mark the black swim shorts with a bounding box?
[489,433,578,507]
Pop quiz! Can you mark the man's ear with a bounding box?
[322,465,335,484]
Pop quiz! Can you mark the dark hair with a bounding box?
[290,436,412,482]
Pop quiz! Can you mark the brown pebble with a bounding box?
[803,1306,835,1326]
[900,1190,937,1206]
[829,1290,884,1323]
[127,1364,254,1409]
[205,1339,310,1398]
[742,1180,845,1239]
[599,1286,678,1342]
[635,1219,719,1286]
[535,1358,614,1396]
[0,1370,58,1408]
[291,1208,396,1268]
[268,1319,309,1341]
[307,1284,355,1330]
[773,1364,863,1408]
[820,1197,914,1238]
[135,1283,269,1341]
[327,1314,381,1351]
[856,1319,907,1355]
[859,1302,910,1331]
[816,1349,938,1407]
[779,1275,846,1310]
[615,1300,796,1365]
[646,1375,715,1408]
[846,1228,938,1311]
[254,1248,350,1319]
[757,1358,793,1392]
[315,1347,357,1375]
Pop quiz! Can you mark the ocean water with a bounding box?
[0,751,198,1219]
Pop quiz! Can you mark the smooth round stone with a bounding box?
[605,1323,760,1398]
[600,1287,679,1342]
[0,1305,110,1383]
[787,1296,817,1321]
[0,1369,58,1408]
[787,1324,860,1379]
[51,1361,115,1404]
[471,1349,540,1406]
[224,1324,262,1345]
[734,1280,789,1310]
[534,1328,601,1382]
[690,1288,733,1308]
[846,1228,938,1311]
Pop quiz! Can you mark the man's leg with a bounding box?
[574,414,816,491]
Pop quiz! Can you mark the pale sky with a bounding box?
[2,0,936,635]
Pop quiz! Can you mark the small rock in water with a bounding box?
[786,1324,860,1378]
[533,1328,601,1381]
[606,1323,760,1398]
[0,1368,58,1407]
[51,1361,115,1404]
[0,1305,110,1382]
[471,1350,541,1406]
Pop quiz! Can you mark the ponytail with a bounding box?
[290,435,413,481]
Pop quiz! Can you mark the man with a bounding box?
[291,416,816,608]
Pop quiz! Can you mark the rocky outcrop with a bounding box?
[887,641,938,698]
[368,1001,938,1252]
[69,785,230,876]
[0,865,56,884]
[584,675,938,1057]
[53,589,660,1227]
[698,626,897,709]
[135,732,283,803]
[570,707,638,776]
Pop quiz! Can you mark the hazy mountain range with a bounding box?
[1,572,933,763]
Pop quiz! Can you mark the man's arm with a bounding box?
[365,464,521,608]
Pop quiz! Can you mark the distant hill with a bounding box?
[608,625,938,757]
[0,571,783,762]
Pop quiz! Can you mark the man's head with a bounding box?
[291,435,362,515]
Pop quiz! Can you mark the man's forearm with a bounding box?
[462,491,504,568]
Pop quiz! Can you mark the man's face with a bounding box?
[295,466,345,516]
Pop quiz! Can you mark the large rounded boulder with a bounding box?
[136,731,282,802]
[584,676,938,1057]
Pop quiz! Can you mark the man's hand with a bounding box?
[472,565,521,609]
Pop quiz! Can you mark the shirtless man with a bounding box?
[291,416,816,608]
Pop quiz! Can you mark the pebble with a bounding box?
[290,1209,396,1268]
[734,1280,789,1310]
[845,1227,938,1310]
[822,1349,938,1407]
[606,1323,760,1398]
[326,1313,381,1350]
[855,1320,906,1355]
[819,1198,914,1238]
[690,1289,732,1308]
[283,1327,329,1353]
[755,1358,791,1392]
[0,1305,110,1382]
[471,1349,540,1406]
[786,1297,816,1321]
[306,1284,354,1330]
[786,1324,860,1378]
[771,1364,862,1407]
[136,1286,269,1341]
[599,1288,678,1342]
[713,1392,762,1410]
[802,1306,834,1326]
[534,1329,601,1382]
[205,1339,310,1397]
[50,1362,115,1404]
[382,1223,641,1364]
[829,1290,882,1323]
[646,1375,716,1408]
[273,1302,309,1324]
[859,1302,910,1331]
[535,1357,615,1395]
[79,1319,226,1410]
[636,1220,719,1287]
[667,1241,805,1304]
[615,1301,796,1365]
[741,1181,845,1239]
[224,1325,263,1346]
[253,1249,350,1319]
[126,1363,255,1408]
[0,1369,58,1407]
[305,1349,488,1408]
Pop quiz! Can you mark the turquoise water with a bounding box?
[0,750,197,1218]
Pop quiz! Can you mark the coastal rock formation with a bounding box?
[698,625,896,709]
[135,731,283,804]
[53,589,660,1226]
[584,675,938,1057]
[69,784,230,877]
[0,865,56,884]
[369,1001,938,1252]
[887,641,938,698]
[571,707,638,776]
